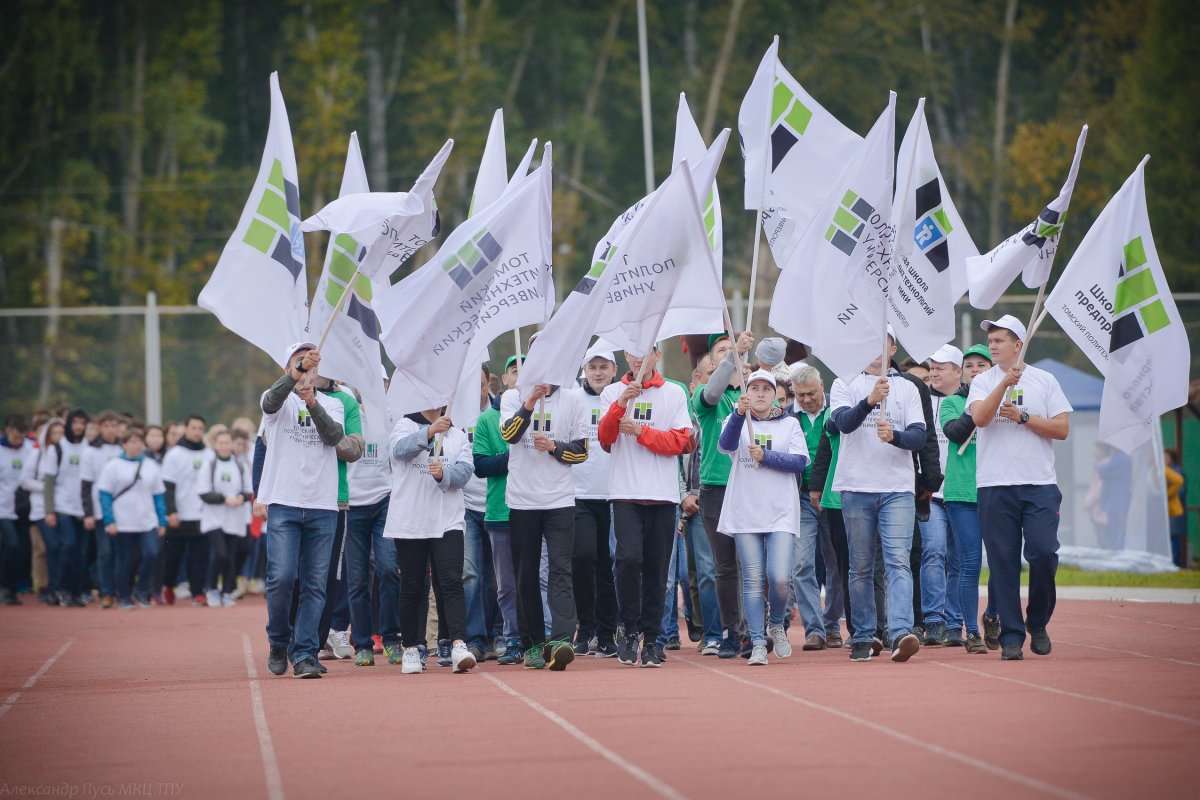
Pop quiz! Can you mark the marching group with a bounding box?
[0,312,1072,678]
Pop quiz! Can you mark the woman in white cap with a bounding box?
[716,369,810,665]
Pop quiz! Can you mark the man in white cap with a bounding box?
[599,344,694,667]
[968,314,1071,661]
[258,343,346,678]
[830,326,927,663]
[922,344,964,646]
[570,345,620,657]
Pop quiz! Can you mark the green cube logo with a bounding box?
[754,433,773,451]
[533,413,552,433]
[442,230,502,289]
[1111,235,1170,353]
[242,159,304,280]
[297,409,312,428]
[825,190,875,256]
[324,233,380,341]
[632,402,653,422]
[770,79,814,171]
[575,244,616,296]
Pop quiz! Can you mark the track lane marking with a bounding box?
[1054,638,1200,668]
[242,634,285,800]
[0,639,73,721]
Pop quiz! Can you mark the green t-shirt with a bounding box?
[692,383,740,487]
[820,428,843,511]
[472,406,510,523]
[328,388,361,505]
[797,406,829,490]
[939,394,976,503]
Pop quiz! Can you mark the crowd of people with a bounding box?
[0,313,1075,677]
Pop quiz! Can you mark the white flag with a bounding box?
[655,93,725,342]
[380,144,554,418]
[889,99,979,361]
[769,92,897,382]
[739,37,861,265]
[967,125,1087,309]
[1045,157,1187,452]
[520,162,724,389]
[199,73,307,367]
[446,119,553,427]
[307,133,388,437]
[303,139,454,283]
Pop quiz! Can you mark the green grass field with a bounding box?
[978,567,1200,588]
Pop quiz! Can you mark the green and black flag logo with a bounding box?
[1111,236,1171,353]
[1021,207,1065,249]
[443,230,502,290]
[575,245,615,296]
[243,159,304,280]
[825,190,875,257]
[326,234,380,341]
[913,179,952,273]
[769,80,813,171]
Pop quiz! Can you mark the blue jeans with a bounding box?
[485,522,519,643]
[842,492,916,645]
[113,530,159,603]
[462,509,493,649]
[790,494,826,638]
[265,505,337,663]
[684,512,722,642]
[657,522,692,646]
[57,515,88,597]
[345,497,398,651]
[92,524,116,596]
[945,502,982,635]
[734,532,793,647]
[36,519,67,594]
[917,501,950,626]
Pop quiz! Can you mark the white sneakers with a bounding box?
[220,593,237,608]
[451,642,476,673]
[747,644,769,666]
[700,639,721,656]
[328,630,354,659]
[768,626,792,659]
[206,590,222,607]
[401,647,423,674]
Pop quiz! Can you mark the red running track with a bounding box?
[0,598,1197,800]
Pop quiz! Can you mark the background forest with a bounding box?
[0,0,1196,422]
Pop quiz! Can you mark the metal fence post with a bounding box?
[145,291,162,425]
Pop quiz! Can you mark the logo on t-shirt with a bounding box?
[590,408,602,426]
[466,426,476,443]
[365,442,378,460]
[532,413,552,433]
[1009,388,1024,406]
[11,458,21,470]
[69,455,80,465]
[632,402,653,422]
[193,458,202,469]
[220,470,232,482]
[754,433,774,451]
[297,409,313,427]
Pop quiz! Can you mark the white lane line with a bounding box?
[933,661,1200,726]
[1094,613,1200,632]
[0,639,73,721]
[1055,638,1200,668]
[682,658,1093,800]
[483,673,687,800]
[241,634,285,800]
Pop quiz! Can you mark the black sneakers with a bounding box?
[572,637,591,656]
[293,658,322,678]
[267,645,288,676]
[1029,627,1052,656]
[891,633,921,663]
[922,622,946,646]
[942,628,966,647]
[1000,641,1024,660]
[849,642,873,661]
[717,635,740,659]
[640,647,662,668]
[982,614,1001,650]
[594,638,619,658]
[618,634,640,666]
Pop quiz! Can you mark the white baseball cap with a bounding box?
[284,341,318,366]
[886,323,896,341]
[979,314,1027,342]
[929,344,964,366]
[581,343,617,367]
[745,369,777,390]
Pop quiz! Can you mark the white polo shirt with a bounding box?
[967,364,1072,488]
[830,372,924,495]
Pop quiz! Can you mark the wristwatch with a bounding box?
[294,359,308,374]
[1018,411,1030,425]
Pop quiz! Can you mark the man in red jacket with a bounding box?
[598,344,694,668]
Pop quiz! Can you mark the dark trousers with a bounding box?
[397,530,467,646]
[510,507,576,648]
[206,531,247,596]
[163,523,208,595]
[827,508,853,635]
[910,519,923,628]
[699,485,744,637]
[572,500,618,642]
[612,501,676,643]
[978,484,1062,647]
[114,530,159,603]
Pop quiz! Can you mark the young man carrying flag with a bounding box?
[499,378,590,670]
[599,345,695,668]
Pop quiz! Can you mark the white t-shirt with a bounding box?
[257,391,345,511]
[383,418,470,539]
[161,444,209,521]
[20,446,48,522]
[81,441,123,519]
[600,378,692,503]
[967,364,1072,488]
[500,388,589,511]
[461,419,487,513]
[0,439,35,520]
[196,452,252,535]
[717,413,808,535]
[96,456,166,533]
[571,386,613,500]
[44,439,87,517]
[347,422,392,507]
[930,394,951,501]
[830,372,925,495]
